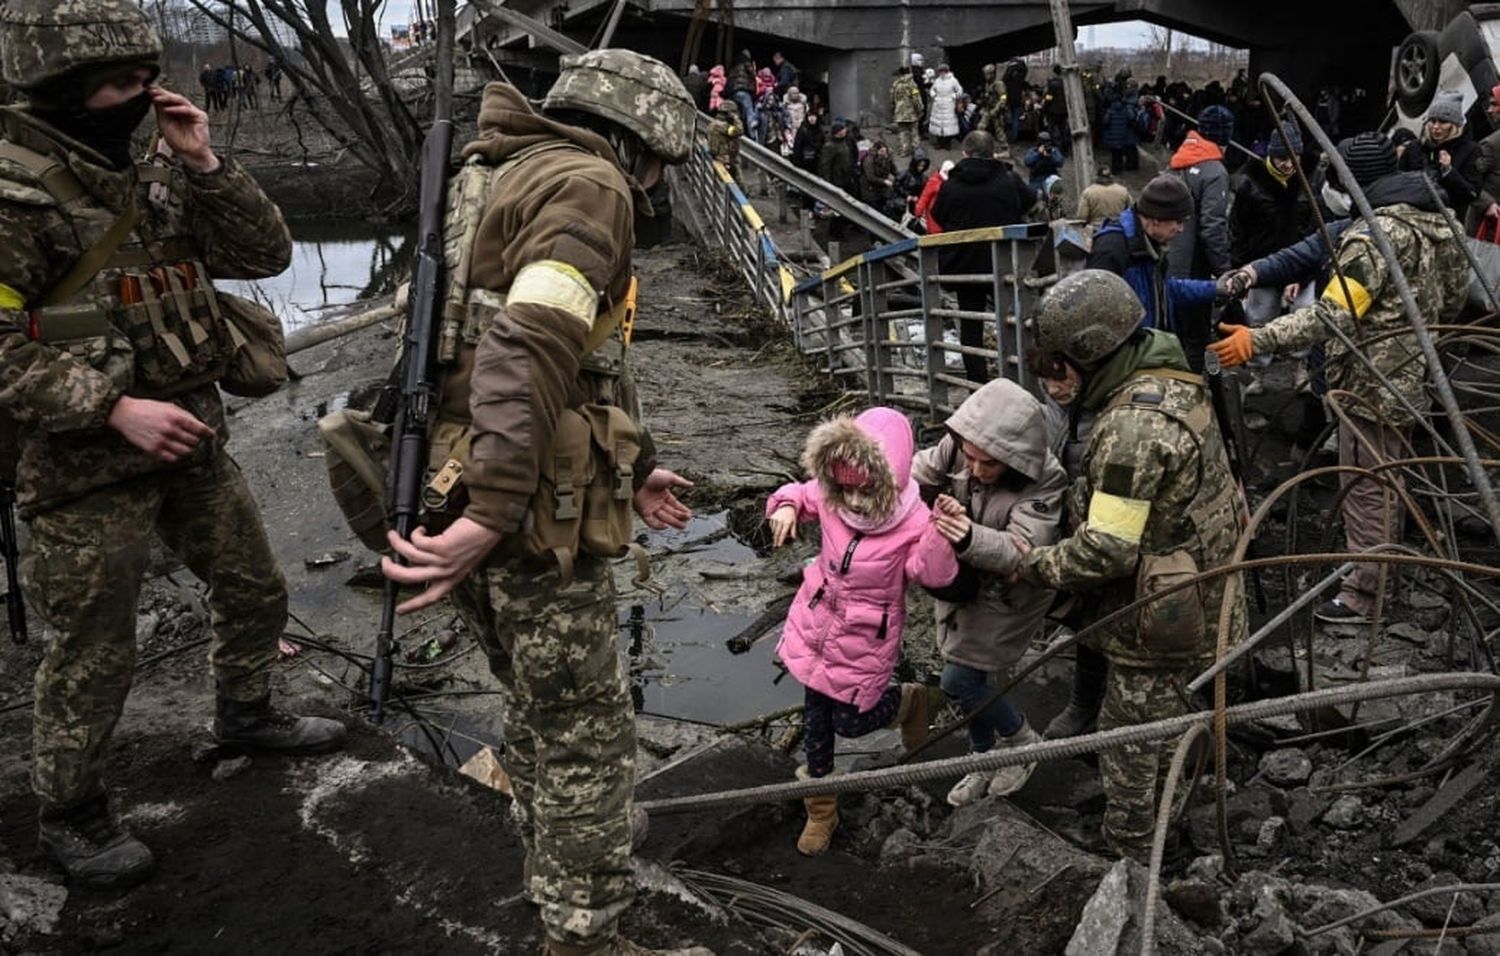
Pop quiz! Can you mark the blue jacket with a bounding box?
[1100,99,1140,150]
[1087,208,1216,333]
[1249,219,1351,290]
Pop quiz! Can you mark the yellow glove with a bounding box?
[1209,322,1254,368]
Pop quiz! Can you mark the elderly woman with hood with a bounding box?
[767,407,959,856]
[912,381,1067,806]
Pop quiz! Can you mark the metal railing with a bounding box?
[676,141,799,327]
[790,224,1050,420]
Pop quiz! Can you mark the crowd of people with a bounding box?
[197,59,284,111]
[725,53,1486,873]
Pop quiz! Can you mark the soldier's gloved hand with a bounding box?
[1209,322,1255,368]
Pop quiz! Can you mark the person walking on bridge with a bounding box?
[932,130,1034,383]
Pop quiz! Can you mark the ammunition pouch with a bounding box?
[1135,548,1206,654]
[112,260,234,397]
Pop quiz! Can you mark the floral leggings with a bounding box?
[803,686,902,777]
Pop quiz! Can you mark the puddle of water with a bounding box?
[626,513,802,726]
[221,220,411,334]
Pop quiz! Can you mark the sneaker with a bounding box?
[214,696,347,755]
[987,719,1042,797]
[1314,598,1372,625]
[38,798,156,890]
[946,771,992,807]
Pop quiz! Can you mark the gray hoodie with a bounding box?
[911,379,1068,672]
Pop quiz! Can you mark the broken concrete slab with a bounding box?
[1064,858,1223,956]
[1259,748,1313,787]
[0,875,66,936]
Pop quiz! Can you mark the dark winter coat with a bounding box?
[930,157,1034,273]
[1397,130,1482,218]
[684,71,710,111]
[792,120,825,171]
[1230,159,1317,265]
[729,58,757,94]
[1100,98,1140,150]
[819,136,857,194]
[1088,207,1217,333]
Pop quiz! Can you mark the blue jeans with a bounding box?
[940,662,1023,754]
[1008,103,1023,141]
[733,90,759,141]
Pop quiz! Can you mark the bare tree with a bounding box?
[1145,23,1174,77]
[183,0,454,202]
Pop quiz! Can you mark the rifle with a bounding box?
[372,118,454,723]
[0,482,24,644]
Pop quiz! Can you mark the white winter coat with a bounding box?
[928,74,964,137]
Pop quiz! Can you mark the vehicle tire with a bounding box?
[1396,30,1441,110]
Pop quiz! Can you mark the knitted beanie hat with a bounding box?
[1426,93,1465,126]
[1196,105,1234,146]
[1336,132,1397,188]
[1136,174,1194,221]
[1268,120,1303,158]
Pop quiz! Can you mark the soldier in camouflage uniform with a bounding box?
[889,67,924,157]
[707,100,742,181]
[1212,133,1470,625]
[0,0,345,889]
[977,63,1010,152]
[379,51,707,956]
[1015,269,1246,861]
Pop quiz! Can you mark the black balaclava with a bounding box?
[28,62,159,169]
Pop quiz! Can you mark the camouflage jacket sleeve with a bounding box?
[0,200,125,431]
[1017,406,1190,592]
[1249,233,1383,357]
[178,156,293,280]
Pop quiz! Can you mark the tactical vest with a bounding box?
[0,142,244,399]
[1085,367,1243,666]
[322,143,644,582]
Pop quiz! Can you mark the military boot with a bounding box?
[213,695,347,755]
[891,682,930,751]
[544,935,715,955]
[38,796,155,890]
[1044,646,1108,739]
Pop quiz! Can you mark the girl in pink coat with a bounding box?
[767,407,958,856]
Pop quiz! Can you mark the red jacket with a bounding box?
[915,170,947,232]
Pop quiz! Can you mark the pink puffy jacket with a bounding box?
[768,407,958,712]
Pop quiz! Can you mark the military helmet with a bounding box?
[543,48,696,164]
[0,0,161,91]
[1034,269,1145,370]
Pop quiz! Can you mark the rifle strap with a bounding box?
[42,198,139,307]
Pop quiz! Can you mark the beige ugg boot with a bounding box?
[797,793,840,856]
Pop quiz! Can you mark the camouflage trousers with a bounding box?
[23,453,286,812]
[1096,662,1201,861]
[894,122,919,157]
[451,552,635,946]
